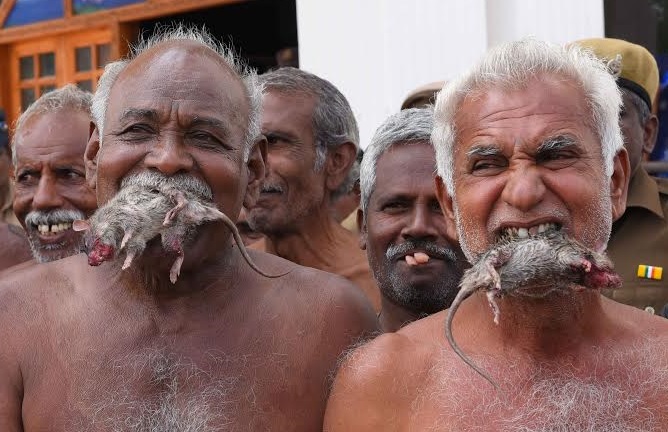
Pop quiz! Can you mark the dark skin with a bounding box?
[325,77,668,431]
[0,40,378,431]
[619,89,658,176]
[249,91,380,310]
[0,222,32,271]
[359,142,468,332]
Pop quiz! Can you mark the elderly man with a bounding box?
[248,67,380,309]
[0,27,377,431]
[575,38,668,313]
[325,39,668,431]
[11,84,97,263]
[0,110,32,270]
[359,108,468,332]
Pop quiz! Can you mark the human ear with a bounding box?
[243,136,267,208]
[84,123,100,191]
[610,148,630,221]
[642,114,658,156]
[325,142,356,193]
[435,175,459,242]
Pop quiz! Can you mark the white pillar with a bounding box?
[486,0,605,47]
[296,0,487,149]
[296,0,605,149]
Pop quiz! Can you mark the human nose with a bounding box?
[501,166,545,212]
[31,175,64,210]
[401,205,438,241]
[144,134,194,176]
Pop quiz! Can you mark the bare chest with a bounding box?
[398,357,668,432]
[21,318,325,431]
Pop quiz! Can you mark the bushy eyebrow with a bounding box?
[466,145,502,158]
[119,108,159,123]
[536,135,578,153]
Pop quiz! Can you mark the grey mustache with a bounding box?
[25,209,86,227]
[261,184,284,193]
[386,240,457,262]
[121,171,213,201]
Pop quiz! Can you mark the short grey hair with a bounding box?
[13,83,92,167]
[360,108,435,214]
[259,67,359,197]
[622,87,651,125]
[432,38,624,196]
[91,24,262,160]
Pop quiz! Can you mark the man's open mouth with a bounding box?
[33,222,73,236]
[497,222,561,241]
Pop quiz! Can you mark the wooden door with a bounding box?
[7,28,112,126]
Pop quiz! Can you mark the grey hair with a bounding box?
[360,107,435,214]
[13,83,92,167]
[622,87,651,125]
[259,67,360,198]
[432,38,624,196]
[90,24,262,161]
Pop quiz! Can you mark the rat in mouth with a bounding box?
[73,173,283,283]
[445,227,622,388]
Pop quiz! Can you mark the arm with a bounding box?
[0,290,25,431]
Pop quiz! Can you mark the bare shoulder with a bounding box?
[246,248,378,328]
[603,296,668,336]
[324,316,443,431]
[0,254,87,320]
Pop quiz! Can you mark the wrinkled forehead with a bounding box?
[452,77,595,151]
[107,42,250,138]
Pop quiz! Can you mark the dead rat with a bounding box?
[74,178,284,283]
[445,229,622,389]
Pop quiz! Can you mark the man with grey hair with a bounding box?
[0,27,377,431]
[11,84,97,263]
[325,39,668,430]
[358,108,468,332]
[248,67,379,310]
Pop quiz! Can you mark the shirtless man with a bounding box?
[359,108,468,332]
[0,27,377,431]
[325,39,668,431]
[248,67,380,309]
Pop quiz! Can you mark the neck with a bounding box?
[379,296,423,332]
[469,289,609,359]
[264,211,359,272]
[109,237,238,302]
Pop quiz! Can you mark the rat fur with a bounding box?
[74,182,283,283]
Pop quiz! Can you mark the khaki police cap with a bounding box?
[400,81,446,110]
[574,38,659,110]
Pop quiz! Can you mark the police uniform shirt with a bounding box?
[606,167,668,312]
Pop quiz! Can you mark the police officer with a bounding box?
[575,38,668,314]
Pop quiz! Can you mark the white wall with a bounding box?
[296,0,605,149]
[486,0,605,48]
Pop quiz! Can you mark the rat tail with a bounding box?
[445,288,500,391]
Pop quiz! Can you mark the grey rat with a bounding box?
[445,230,622,389]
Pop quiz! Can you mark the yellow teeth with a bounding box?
[37,223,72,234]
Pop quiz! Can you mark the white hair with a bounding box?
[360,107,434,214]
[432,38,623,196]
[90,24,262,161]
[12,84,92,167]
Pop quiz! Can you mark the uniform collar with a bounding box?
[625,167,665,219]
